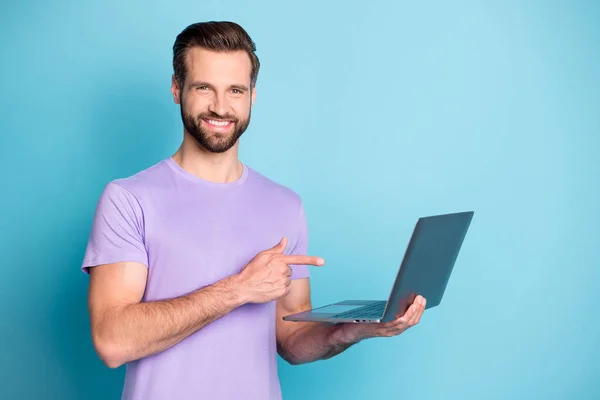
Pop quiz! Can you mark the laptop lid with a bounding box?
[380,211,474,322]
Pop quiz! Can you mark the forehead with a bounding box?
[185,47,252,86]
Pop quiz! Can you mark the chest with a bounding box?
[141,191,294,300]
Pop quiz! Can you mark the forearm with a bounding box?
[94,275,243,367]
[279,322,362,365]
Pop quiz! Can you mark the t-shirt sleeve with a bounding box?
[287,201,311,280]
[81,182,148,274]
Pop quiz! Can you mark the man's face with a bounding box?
[172,47,255,153]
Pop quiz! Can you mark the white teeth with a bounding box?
[207,119,231,127]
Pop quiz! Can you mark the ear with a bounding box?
[171,74,181,105]
[251,86,256,107]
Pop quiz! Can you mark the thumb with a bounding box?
[266,237,287,254]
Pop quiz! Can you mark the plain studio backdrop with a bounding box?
[0,0,598,399]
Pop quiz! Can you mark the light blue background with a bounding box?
[1,0,598,399]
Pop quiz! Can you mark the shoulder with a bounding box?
[108,159,171,197]
[90,159,171,219]
[93,158,174,212]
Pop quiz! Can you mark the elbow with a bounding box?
[280,351,298,365]
[283,353,308,366]
[277,341,305,366]
[92,332,128,369]
[102,357,123,369]
[102,354,125,369]
[280,353,302,366]
[285,358,302,366]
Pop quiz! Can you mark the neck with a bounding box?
[171,134,243,183]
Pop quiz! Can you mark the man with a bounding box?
[82,21,426,400]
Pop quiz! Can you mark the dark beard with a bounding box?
[180,105,251,154]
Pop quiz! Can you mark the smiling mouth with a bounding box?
[202,118,234,129]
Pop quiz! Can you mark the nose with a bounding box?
[207,92,228,117]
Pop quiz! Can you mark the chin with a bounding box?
[201,139,237,153]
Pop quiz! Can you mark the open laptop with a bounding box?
[282,211,474,324]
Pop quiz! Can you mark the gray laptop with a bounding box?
[282,211,474,324]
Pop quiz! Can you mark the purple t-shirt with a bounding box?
[81,157,310,400]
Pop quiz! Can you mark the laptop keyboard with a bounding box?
[332,301,387,319]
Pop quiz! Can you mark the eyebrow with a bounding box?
[189,81,249,91]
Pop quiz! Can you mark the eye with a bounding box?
[231,89,242,94]
[197,85,209,91]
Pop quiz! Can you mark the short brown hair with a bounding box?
[172,21,260,89]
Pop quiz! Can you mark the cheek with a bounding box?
[233,100,251,117]
[183,98,206,117]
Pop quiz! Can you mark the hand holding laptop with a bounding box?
[337,295,427,342]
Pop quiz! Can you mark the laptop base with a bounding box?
[281,300,386,324]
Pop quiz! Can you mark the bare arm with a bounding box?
[89,237,324,369]
[275,278,359,365]
[88,261,243,368]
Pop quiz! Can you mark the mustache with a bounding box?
[197,112,238,122]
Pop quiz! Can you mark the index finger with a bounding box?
[277,255,325,266]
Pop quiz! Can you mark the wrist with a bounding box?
[219,274,249,307]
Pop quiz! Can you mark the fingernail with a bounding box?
[419,297,425,306]
[318,258,325,265]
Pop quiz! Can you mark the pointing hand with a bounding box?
[234,237,325,304]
